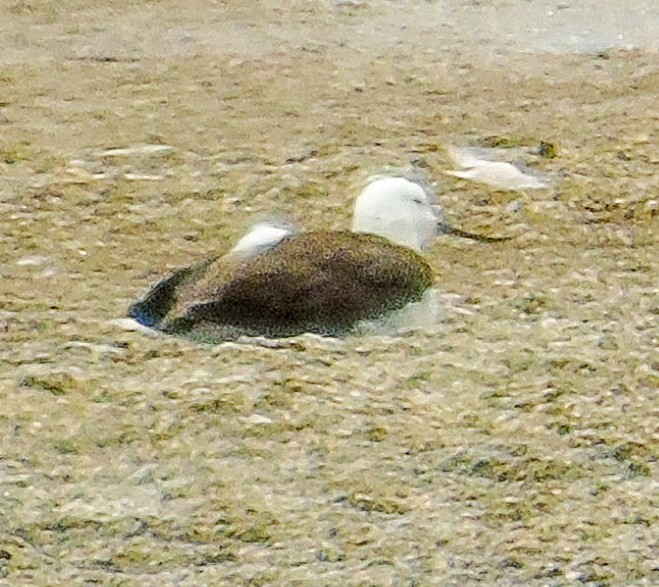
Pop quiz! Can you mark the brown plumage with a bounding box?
[129,231,433,340]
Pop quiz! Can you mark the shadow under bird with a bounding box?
[128,176,506,340]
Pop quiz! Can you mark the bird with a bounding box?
[228,218,298,257]
[444,145,549,191]
[127,176,499,341]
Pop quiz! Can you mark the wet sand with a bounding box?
[1,1,657,585]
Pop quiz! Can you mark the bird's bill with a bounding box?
[438,220,512,243]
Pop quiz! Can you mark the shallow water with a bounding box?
[405,0,659,55]
[1,0,657,69]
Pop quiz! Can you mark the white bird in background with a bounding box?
[444,145,550,191]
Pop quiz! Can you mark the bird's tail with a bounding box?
[127,258,216,328]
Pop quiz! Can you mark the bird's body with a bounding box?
[444,163,548,190]
[444,145,549,191]
[132,231,432,340]
[128,176,442,341]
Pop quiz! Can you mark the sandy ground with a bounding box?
[1,1,658,585]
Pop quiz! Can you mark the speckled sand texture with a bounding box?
[1,1,657,585]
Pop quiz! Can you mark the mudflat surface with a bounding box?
[1,1,657,585]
